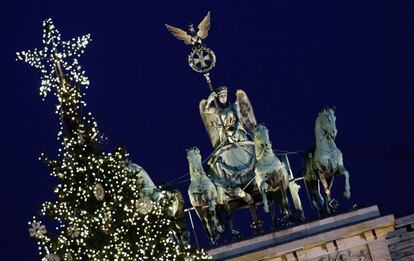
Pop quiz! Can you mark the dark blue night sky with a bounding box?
[1,1,414,260]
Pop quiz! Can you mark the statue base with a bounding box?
[207,205,397,260]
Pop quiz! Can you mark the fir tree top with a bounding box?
[17,18,210,261]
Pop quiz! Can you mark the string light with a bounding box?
[17,19,211,260]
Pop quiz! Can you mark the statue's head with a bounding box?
[186,146,200,160]
[186,147,206,178]
[317,107,337,140]
[214,86,228,104]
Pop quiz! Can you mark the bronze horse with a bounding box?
[303,107,351,216]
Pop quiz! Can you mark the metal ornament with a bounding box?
[136,197,153,215]
[165,11,215,74]
[188,46,216,73]
[166,11,229,140]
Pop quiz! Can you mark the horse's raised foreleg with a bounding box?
[338,166,351,199]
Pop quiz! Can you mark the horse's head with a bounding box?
[253,123,272,157]
[128,163,157,196]
[186,147,205,178]
[317,107,337,140]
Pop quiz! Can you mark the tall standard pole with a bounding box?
[166,12,230,142]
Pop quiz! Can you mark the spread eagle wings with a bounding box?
[164,24,193,45]
[197,11,211,39]
[165,11,211,45]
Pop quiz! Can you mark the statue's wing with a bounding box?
[197,11,211,39]
[199,99,221,148]
[165,24,193,45]
[235,89,257,135]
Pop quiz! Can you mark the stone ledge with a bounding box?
[208,205,393,260]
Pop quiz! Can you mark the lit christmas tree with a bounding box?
[17,19,210,261]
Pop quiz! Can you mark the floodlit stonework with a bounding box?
[207,205,411,260]
[387,214,414,260]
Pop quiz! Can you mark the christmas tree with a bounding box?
[17,19,210,261]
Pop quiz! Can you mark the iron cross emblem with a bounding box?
[188,46,216,73]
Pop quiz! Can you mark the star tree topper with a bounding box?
[16,18,91,98]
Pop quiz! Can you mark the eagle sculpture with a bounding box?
[165,11,211,45]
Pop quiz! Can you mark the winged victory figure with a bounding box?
[165,11,211,46]
[200,87,257,149]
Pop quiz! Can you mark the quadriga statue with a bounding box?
[303,107,351,216]
[198,87,303,230]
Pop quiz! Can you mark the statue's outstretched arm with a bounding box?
[203,92,217,113]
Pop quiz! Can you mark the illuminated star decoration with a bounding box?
[16,18,91,98]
